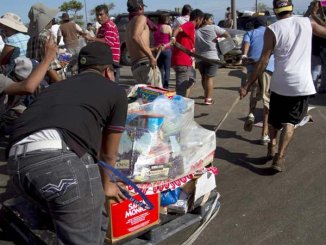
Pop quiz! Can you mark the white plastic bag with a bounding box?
[149,67,162,88]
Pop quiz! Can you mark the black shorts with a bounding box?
[268,92,309,130]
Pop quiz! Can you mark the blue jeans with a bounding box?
[157,49,172,88]
[7,146,107,245]
[319,47,326,92]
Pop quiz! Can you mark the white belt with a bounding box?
[9,140,63,157]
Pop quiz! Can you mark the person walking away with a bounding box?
[173,4,192,30]
[241,16,275,145]
[7,42,128,244]
[239,0,326,172]
[57,13,84,56]
[154,13,172,89]
[84,5,121,82]
[0,13,29,72]
[308,4,326,93]
[125,0,159,84]
[27,3,65,83]
[171,9,204,97]
[195,13,230,105]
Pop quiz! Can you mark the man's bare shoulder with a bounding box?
[127,15,147,30]
[130,15,146,25]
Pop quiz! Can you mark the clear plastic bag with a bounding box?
[116,95,216,183]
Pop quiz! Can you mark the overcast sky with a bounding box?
[1,0,309,24]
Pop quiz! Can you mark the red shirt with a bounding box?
[171,21,195,67]
[97,20,120,64]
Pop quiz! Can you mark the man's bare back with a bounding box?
[126,15,153,64]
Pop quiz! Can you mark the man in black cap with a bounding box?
[7,42,128,244]
[240,0,326,172]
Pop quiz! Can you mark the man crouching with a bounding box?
[7,42,128,244]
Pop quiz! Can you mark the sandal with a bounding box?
[271,153,285,172]
[204,98,215,105]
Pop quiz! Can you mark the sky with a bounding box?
[1,0,309,25]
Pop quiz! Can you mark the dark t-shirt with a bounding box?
[10,72,128,159]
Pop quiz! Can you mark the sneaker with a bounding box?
[267,143,276,159]
[271,153,285,172]
[204,98,215,105]
[260,135,270,145]
[244,113,255,132]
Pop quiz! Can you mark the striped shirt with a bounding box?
[97,20,120,64]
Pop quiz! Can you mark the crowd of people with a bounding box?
[1,0,326,244]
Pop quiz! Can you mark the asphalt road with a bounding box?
[0,66,325,245]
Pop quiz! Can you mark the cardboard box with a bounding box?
[193,172,216,203]
[176,171,217,213]
[107,193,160,244]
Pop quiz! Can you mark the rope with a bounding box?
[181,195,220,245]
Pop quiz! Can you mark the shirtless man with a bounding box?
[126,0,157,84]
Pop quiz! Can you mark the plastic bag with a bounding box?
[149,67,162,88]
[161,187,181,206]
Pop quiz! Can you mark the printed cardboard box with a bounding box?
[106,193,160,244]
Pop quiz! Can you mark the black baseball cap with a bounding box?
[78,42,113,68]
[127,0,147,12]
[273,0,293,14]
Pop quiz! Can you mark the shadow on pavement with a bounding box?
[215,86,240,91]
[215,129,258,145]
[228,69,244,79]
[215,146,277,176]
[194,113,209,118]
[190,96,205,99]
[308,94,326,107]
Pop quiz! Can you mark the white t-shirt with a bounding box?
[173,15,190,29]
[51,24,65,46]
[269,16,316,96]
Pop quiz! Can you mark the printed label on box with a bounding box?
[110,193,160,239]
